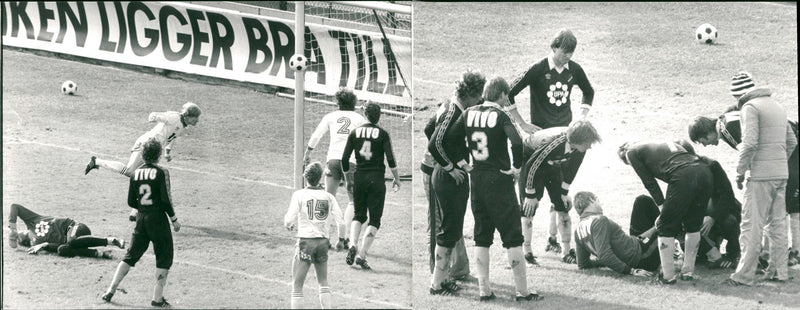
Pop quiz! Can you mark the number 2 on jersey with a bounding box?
[471,131,489,161]
[139,184,153,205]
[359,141,372,160]
[337,117,351,134]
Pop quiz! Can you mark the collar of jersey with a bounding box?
[482,101,503,109]
[547,53,569,71]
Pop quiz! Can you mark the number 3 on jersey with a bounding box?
[359,141,372,160]
[471,131,489,161]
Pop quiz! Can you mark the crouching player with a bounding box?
[284,162,345,309]
[102,139,182,307]
[618,140,712,284]
[7,203,126,258]
[341,103,401,270]
[447,77,542,301]
[519,120,602,265]
[573,192,660,276]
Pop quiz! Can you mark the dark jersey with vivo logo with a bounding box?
[509,57,594,129]
[450,103,523,171]
[341,123,397,173]
[128,163,175,217]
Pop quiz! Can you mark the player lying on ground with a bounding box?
[618,140,712,284]
[341,103,401,271]
[443,76,542,301]
[102,139,182,307]
[7,203,125,258]
[689,103,799,266]
[573,193,660,276]
[284,162,345,309]
[425,70,486,294]
[519,120,602,265]
[86,102,201,221]
[304,88,366,251]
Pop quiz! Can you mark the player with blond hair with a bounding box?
[284,162,345,309]
[86,102,201,221]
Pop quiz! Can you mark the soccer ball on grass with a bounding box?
[61,80,77,95]
[289,54,308,71]
[696,23,718,44]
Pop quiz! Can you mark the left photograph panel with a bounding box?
[2,1,413,309]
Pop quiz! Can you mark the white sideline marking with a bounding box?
[170,256,409,308]
[2,136,408,207]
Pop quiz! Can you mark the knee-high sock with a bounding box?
[153,268,169,302]
[95,158,127,175]
[475,246,490,296]
[318,286,331,309]
[557,211,572,256]
[790,213,800,250]
[549,208,558,238]
[358,226,378,259]
[340,202,355,239]
[431,245,453,289]
[507,246,529,296]
[762,231,770,254]
[658,236,676,280]
[681,232,701,275]
[290,292,303,309]
[521,217,533,254]
[106,261,131,294]
[349,221,362,249]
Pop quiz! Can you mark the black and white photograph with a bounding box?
[3,1,798,310]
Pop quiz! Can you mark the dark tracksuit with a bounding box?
[126,163,176,269]
[426,99,471,248]
[626,141,713,237]
[342,123,397,229]
[8,204,109,258]
[449,102,524,248]
[519,127,586,214]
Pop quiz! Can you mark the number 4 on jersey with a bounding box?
[359,141,372,160]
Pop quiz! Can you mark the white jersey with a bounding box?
[307,110,366,162]
[283,187,344,239]
[134,111,187,151]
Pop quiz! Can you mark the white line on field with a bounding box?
[2,136,407,207]
[170,256,409,308]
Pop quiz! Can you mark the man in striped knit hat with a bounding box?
[284,162,345,308]
[688,72,799,267]
[725,71,796,285]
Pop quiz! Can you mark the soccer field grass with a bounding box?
[411,2,798,309]
[2,48,412,309]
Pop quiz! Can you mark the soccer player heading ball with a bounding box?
[86,102,201,221]
[284,162,345,309]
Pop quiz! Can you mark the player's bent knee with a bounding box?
[57,245,75,257]
[123,258,139,267]
[353,214,368,224]
[368,219,382,229]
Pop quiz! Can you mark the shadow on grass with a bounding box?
[531,256,800,309]
[182,225,412,267]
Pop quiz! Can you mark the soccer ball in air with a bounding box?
[696,23,718,44]
[289,54,308,71]
[61,80,77,95]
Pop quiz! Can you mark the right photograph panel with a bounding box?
[412,2,799,308]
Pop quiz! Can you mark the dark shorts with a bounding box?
[787,146,799,213]
[518,163,568,214]
[353,170,386,229]
[657,164,713,237]
[66,222,91,242]
[471,170,524,248]
[297,237,330,263]
[124,211,174,269]
[432,165,470,248]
